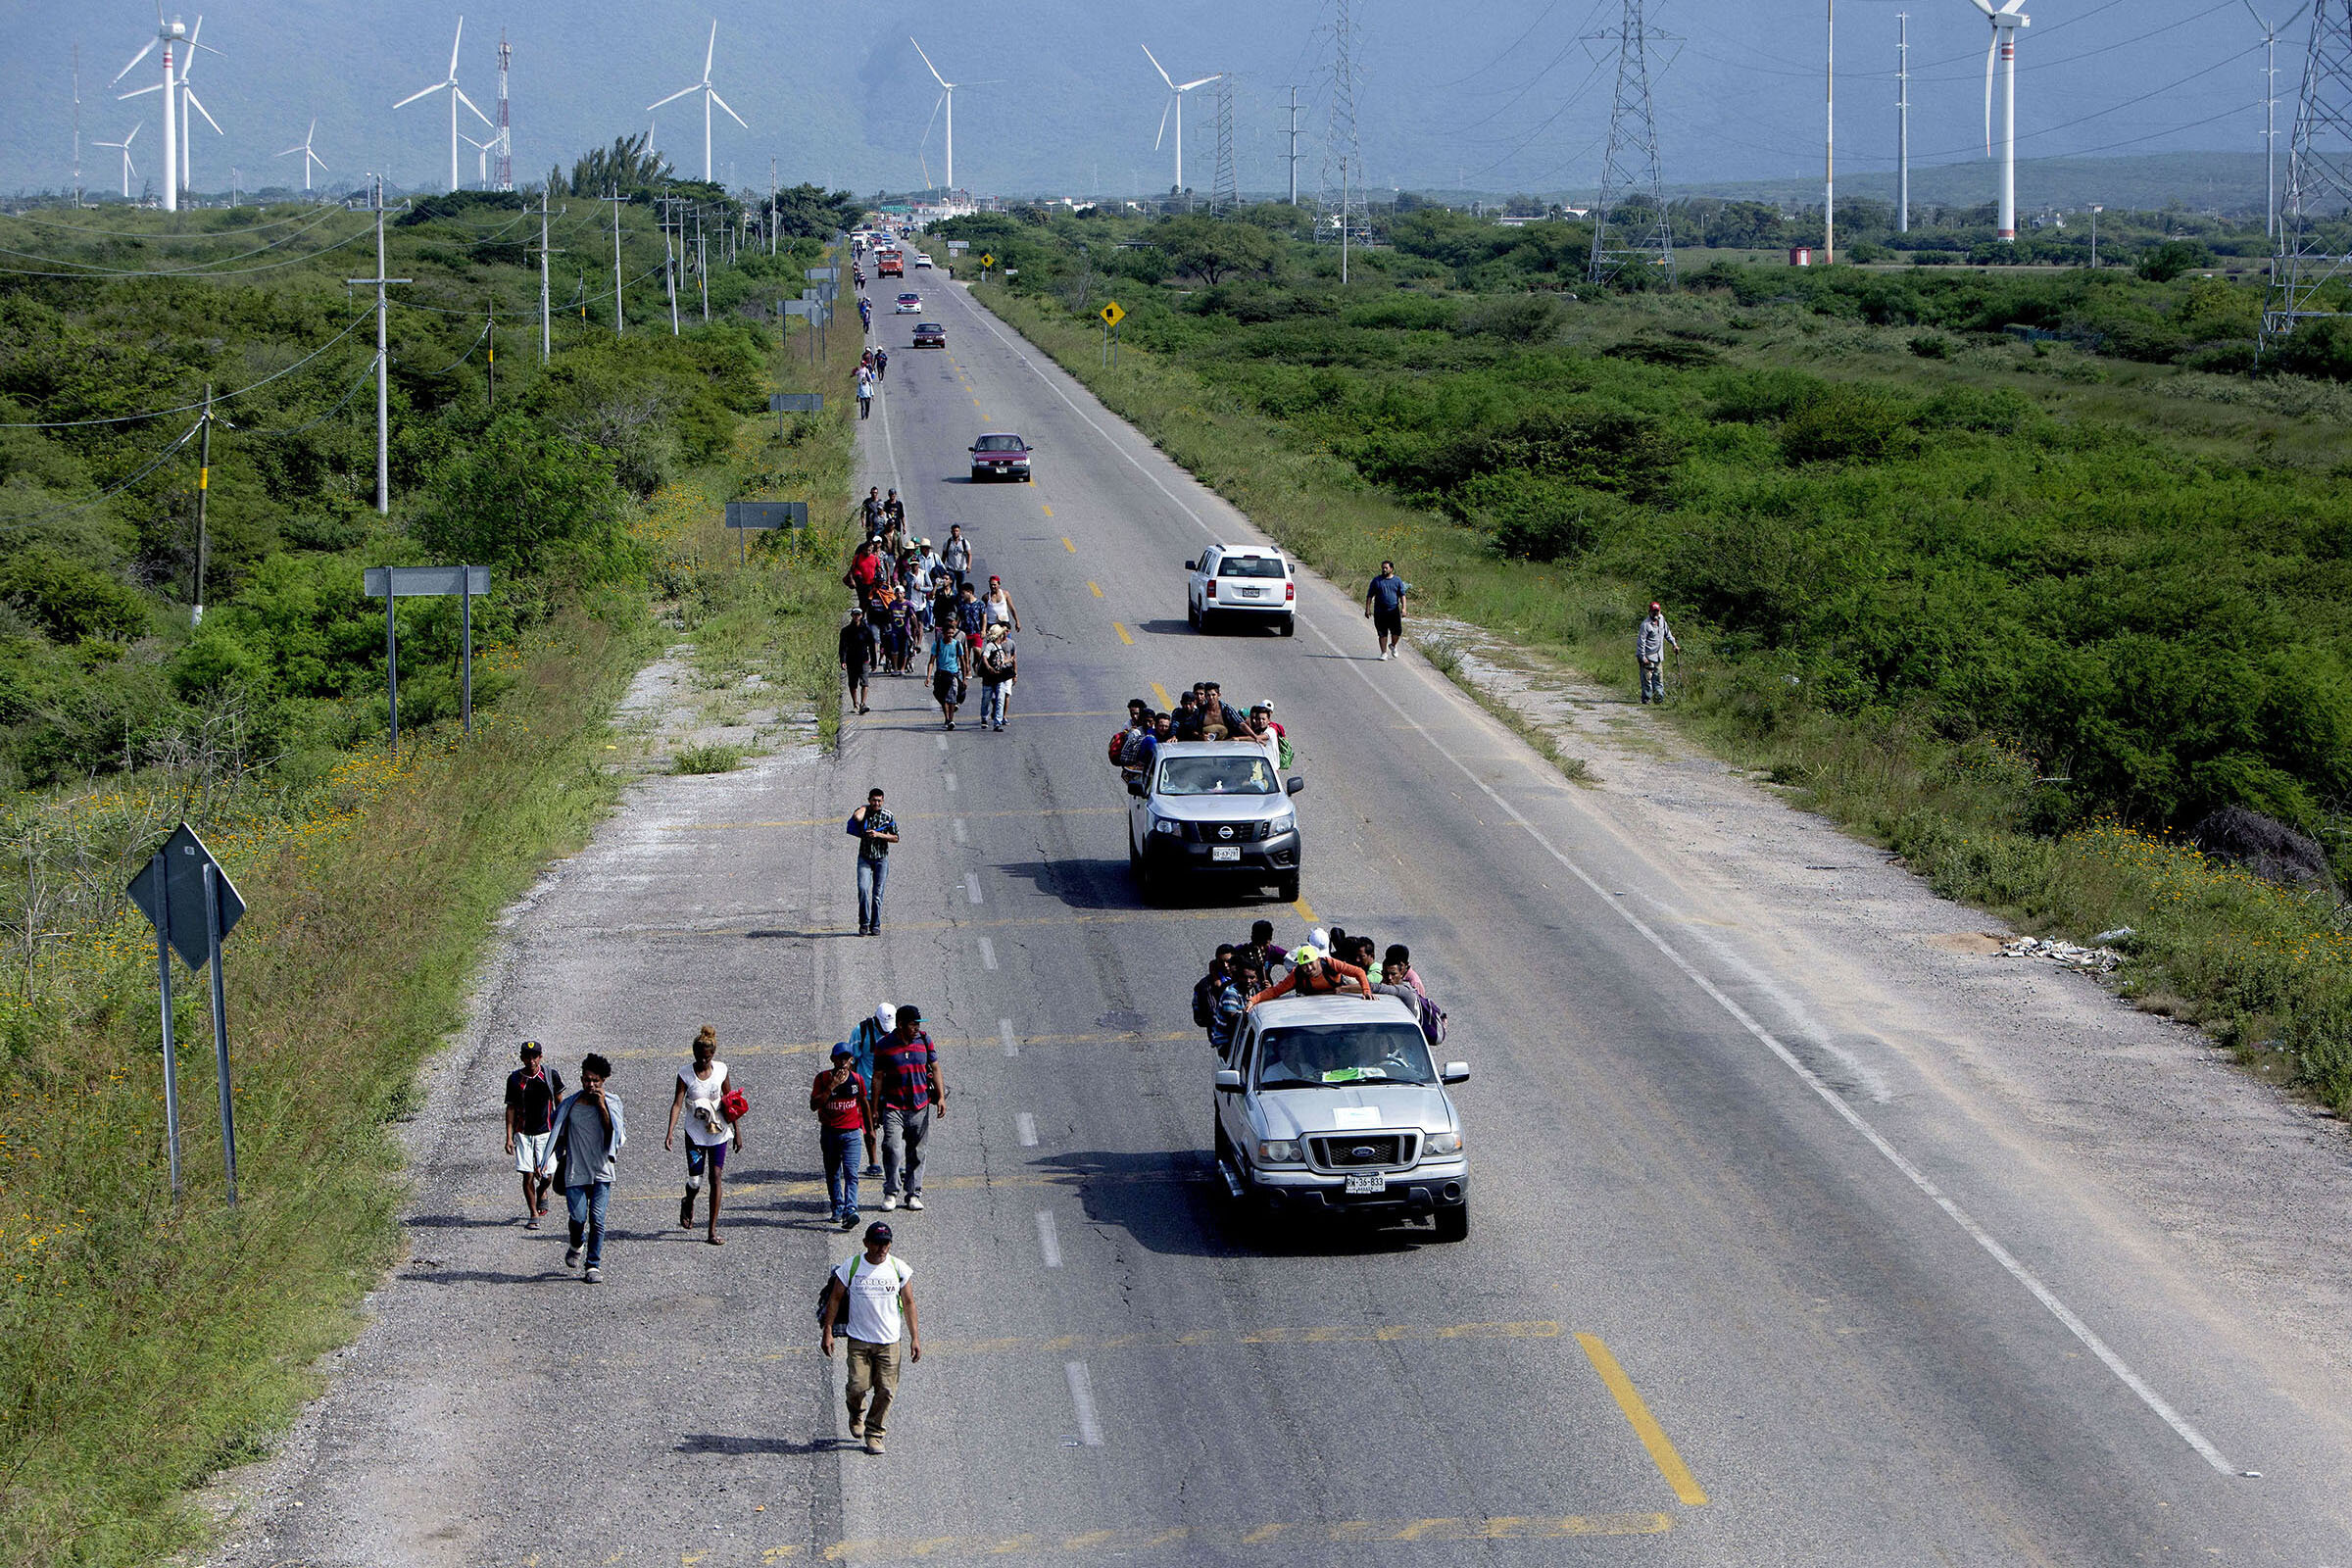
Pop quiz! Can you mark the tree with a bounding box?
[1148,216,1279,286]
[414,415,627,578]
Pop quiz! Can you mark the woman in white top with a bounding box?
[665,1025,743,1245]
[981,574,1020,632]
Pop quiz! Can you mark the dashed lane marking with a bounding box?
[1062,535,1076,553]
[1065,1360,1105,1446]
[1577,1334,1709,1507]
[660,805,1122,831]
[1000,1018,1020,1057]
[1042,504,1054,516]
[1015,1111,1038,1146]
[1036,1209,1063,1268]
[978,935,999,969]
[1151,682,1172,710]
[1088,581,1103,598]
[1113,622,1134,645]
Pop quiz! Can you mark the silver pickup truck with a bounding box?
[1212,993,1469,1241]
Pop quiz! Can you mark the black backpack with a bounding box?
[1192,971,1220,1028]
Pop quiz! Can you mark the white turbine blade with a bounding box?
[1967,0,1997,14]
[647,81,701,112]
[1984,30,1996,155]
[119,81,165,100]
[449,17,465,80]
[310,150,328,174]
[187,89,222,135]
[710,88,748,130]
[124,122,140,147]
[1177,74,1221,92]
[394,80,444,110]
[704,18,717,81]
[909,36,952,91]
[455,84,492,125]
[124,150,136,177]
[1141,43,1175,90]
[114,38,157,85]
[276,141,304,158]
[921,90,944,151]
[1153,94,1172,151]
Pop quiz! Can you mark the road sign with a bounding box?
[363,564,490,598]
[781,300,818,316]
[806,267,838,280]
[981,252,996,269]
[769,393,826,413]
[947,240,969,253]
[1101,300,1126,327]
[127,823,245,972]
[725,501,808,529]
[364,564,491,747]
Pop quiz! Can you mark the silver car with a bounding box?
[1213,994,1469,1240]
[1125,740,1303,903]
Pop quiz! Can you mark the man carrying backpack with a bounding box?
[1194,946,1240,1052]
[978,622,1017,732]
[819,1220,920,1455]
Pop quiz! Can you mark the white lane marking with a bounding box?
[943,771,957,793]
[964,871,984,905]
[1015,1111,1038,1147]
[1297,611,2246,1479]
[953,817,969,845]
[1064,1360,1104,1446]
[978,936,998,970]
[937,733,949,753]
[1036,1208,1062,1267]
[1000,1018,1019,1056]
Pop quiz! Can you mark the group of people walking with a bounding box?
[839,519,1020,732]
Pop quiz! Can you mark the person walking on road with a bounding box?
[860,488,884,536]
[840,607,876,716]
[541,1054,625,1283]
[503,1041,564,1229]
[876,1004,946,1211]
[857,368,874,420]
[982,574,1020,634]
[926,617,966,730]
[1365,562,1408,661]
[874,347,889,383]
[850,1001,894,1176]
[812,1043,871,1230]
[977,621,1017,731]
[820,1220,920,1455]
[1637,601,1680,705]
[940,525,972,593]
[665,1025,743,1246]
[849,788,899,936]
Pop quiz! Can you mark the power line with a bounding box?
[0,307,376,429]
[0,205,358,276]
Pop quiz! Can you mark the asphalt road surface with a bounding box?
[220,273,2352,1568]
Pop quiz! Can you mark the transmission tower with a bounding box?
[1213,76,1239,213]
[495,30,514,192]
[1319,0,1365,247]
[2264,0,2352,359]
[1588,0,1676,286]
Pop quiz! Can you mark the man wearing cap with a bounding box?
[850,1002,894,1176]
[1637,601,1680,705]
[503,1042,564,1229]
[811,1044,872,1230]
[820,1220,920,1455]
[940,523,972,593]
[876,1004,946,1211]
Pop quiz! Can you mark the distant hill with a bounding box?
[1655,153,2274,218]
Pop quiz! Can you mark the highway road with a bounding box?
[222,269,2352,1568]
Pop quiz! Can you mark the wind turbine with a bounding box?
[97,123,140,199]
[276,117,326,193]
[1142,44,1221,197]
[465,130,496,189]
[907,37,998,193]
[113,7,216,212]
[1969,0,2030,242]
[647,19,747,183]
[395,17,492,193]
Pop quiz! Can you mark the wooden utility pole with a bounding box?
[601,186,628,334]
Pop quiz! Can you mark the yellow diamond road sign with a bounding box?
[1101,301,1126,327]
[980,252,996,269]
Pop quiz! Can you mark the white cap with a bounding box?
[873,1003,895,1034]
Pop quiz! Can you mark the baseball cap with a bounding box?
[864,1220,894,1244]
[831,1042,856,1060]
[1650,601,1662,611]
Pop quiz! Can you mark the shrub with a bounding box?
[1908,332,1953,360]
[0,548,151,643]
[2137,240,2213,283]
[413,414,629,579]
[1462,471,1630,562]
[1455,294,1562,342]
[1779,384,1918,464]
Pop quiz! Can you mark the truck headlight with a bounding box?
[1267,810,1296,835]
[1423,1131,1462,1156]
[1255,1140,1302,1164]
[1150,815,1181,836]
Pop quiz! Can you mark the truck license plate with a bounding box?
[1211,846,1241,861]
[1344,1172,1387,1194]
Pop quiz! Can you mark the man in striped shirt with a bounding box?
[877,1005,946,1212]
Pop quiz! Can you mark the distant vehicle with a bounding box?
[894,292,923,314]
[877,249,905,278]
[914,253,935,269]
[911,321,947,348]
[1185,544,1296,636]
[969,431,1034,482]
[1125,739,1303,903]
[1213,993,1470,1241]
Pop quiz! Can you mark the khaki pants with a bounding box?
[846,1337,903,1437]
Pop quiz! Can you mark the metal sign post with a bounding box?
[1101,301,1126,368]
[364,564,494,753]
[127,824,247,1204]
[783,299,819,361]
[724,500,808,565]
[769,391,825,438]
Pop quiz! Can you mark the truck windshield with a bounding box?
[1255,1023,1435,1088]
[1157,755,1277,796]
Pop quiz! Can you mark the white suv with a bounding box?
[1185,545,1296,636]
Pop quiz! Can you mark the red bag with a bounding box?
[1108,728,1130,766]
[720,1087,750,1123]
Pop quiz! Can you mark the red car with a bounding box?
[912,321,946,348]
[969,432,1034,482]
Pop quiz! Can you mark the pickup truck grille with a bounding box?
[1181,819,1274,843]
[1309,1133,1417,1169]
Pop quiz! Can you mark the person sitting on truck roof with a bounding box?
[1248,947,1370,1006]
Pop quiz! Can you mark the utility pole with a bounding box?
[1896,13,1911,233]
[698,208,710,322]
[662,193,681,335]
[1825,0,1836,265]
[485,296,496,412]
[602,186,628,334]
[192,384,222,626]
[72,44,82,207]
[537,189,554,362]
[1284,84,1304,205]
[2248,3,2294,241]
[347,178,412,515]
[769,156,778,256]
[2089,204,2101,269]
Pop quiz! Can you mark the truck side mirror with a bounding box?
[1184,560,1197,572]
[1442,1062,1470,1084]
[1285,777,1305,796]
[1125,774,1148,797]
[1214,1069,1243,1092]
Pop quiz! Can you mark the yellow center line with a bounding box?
[620,1320,1562,1361]
[1291,897,1318,923]
[1042,504,1054,516]
[1062,536,1076,553]
[1113,622,1134,646]
[1088,581,1104,598]
[605,1029,1192,1062]
[1577,1333,1709,1507]
[590,906,1247,943]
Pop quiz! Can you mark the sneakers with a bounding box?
[864,1436,886,1455]
[881,1195,899,1211]
[862,1162,882,1177]
[564,1246,581,1268]
[906,1195,924,1211]
[583,1265,602,1284]
[840,1213,859,1232]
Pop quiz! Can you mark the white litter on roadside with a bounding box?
[1996,935,2126,974]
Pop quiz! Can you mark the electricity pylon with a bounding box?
[2262,0,2352,361]
[1588,0,1676,286]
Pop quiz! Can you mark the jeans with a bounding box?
[846,1337,903,1437]
[980,679,1008,727]
[1640,659,1665,703]
[823,1127,863,1217]
[881,1104,931,1198]
[857,855,889,933]
[858,396,872,419]
[564,1180,611,1267]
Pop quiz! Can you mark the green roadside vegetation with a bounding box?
[0,141,862,1565]
[941,200,2352,1111]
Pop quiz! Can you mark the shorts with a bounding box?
[933,670,963,704]
[1373,608,1403,637]
[686,1141,728,1179]
[514,1131,552,1174]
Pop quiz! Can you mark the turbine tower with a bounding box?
[113,8,213,212]
[2263,0,2352,358]
[1143,44,1222,198]
[647,19,746,184]
[1970,0,2030,243]
[1588,0,1675,284]
[97,122,140,200]
[276,117,326,193]
[394,17,493,193]
[177,18,221,199]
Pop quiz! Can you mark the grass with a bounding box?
[671,743,747,774]
[0,270,862,1566]
[969,277,2352,1116]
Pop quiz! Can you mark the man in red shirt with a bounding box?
[812,1043,870,1232]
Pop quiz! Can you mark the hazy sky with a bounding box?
[0,1,2291,198]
